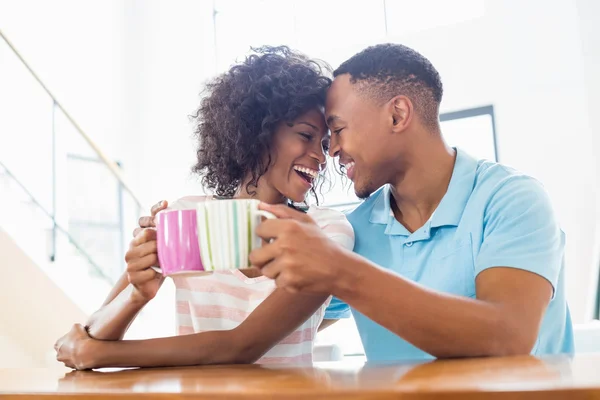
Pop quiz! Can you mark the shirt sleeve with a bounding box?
[169,195,211,210]
[308,206,355,251]
[324,296,352,319]
[475,176,565,295]
[308,206,355,319]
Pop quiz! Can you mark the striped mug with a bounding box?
[196,199,276,271]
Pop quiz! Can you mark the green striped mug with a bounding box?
[196,199,276,271]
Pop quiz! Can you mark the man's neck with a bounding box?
[390,142,456,233]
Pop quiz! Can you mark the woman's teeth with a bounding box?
[293,165,318,181]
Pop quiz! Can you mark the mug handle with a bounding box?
[253,209,277,243]
[150,266,163,274]
[253,210,277,220]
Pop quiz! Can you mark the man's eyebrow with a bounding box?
[326,115,341,126]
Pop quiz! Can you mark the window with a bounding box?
[322,105,498,209]
[594,250,600,319]
[440,105,498,162]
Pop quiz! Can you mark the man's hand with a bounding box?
[55,324,97,370]
[133,200,168,237]
[249,203,348,294]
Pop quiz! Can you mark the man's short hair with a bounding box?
[334,43,443,129]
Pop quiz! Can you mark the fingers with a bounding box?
[150,200,168,216]
[125,239,158,263]
[259,259,281,280]
[127,252,159,273]
[131,228,157,247]
[126,228,159,284]
[73,324,87,335]
[255,218,301,242]
[128,267,159,285]
[134,200,168,236]
[55,324,88,369]
[258,202,313,222]
[260,260,300,294]
[249,241,280,269]
[137,216,155,230]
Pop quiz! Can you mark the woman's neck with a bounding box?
[234,181,287,205]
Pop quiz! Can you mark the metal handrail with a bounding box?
[0,28,144,211]
[0,161,114,284]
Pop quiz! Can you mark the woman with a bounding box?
[54,46,353,369]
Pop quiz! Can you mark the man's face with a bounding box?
[325,74,395,199]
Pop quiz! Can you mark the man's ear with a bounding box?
[389,95,413,133]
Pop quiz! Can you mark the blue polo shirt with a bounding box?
[325,148,574,361]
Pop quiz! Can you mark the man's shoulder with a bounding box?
[466,159,556,236]
[471,159,547,206]
[473,157,523,184]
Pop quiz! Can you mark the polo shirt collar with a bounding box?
[369,148,478,230]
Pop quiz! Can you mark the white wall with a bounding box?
[119,0,216,204]
[576,0,600,318]
[394,0,597,322]
[403,0,597,322]
[0,335,38,368]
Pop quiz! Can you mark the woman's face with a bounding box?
[262,108,329,203]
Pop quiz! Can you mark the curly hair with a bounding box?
[334,43,443,130]
[191,46,332,199]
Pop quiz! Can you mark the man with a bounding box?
[250,43,574,360]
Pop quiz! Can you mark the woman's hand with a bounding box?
[133,200,168,237]
[55,324,97,370]
[125,228,165,304]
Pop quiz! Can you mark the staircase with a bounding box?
[0,162,114,314]
[0,29,149,366]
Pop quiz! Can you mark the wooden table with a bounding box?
[1,354,599,399]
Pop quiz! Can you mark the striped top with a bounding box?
[169,198,355,364]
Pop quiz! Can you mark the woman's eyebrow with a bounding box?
[296,122,318,130]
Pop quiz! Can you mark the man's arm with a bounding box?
[335,255,551,357]
[252,178,562,358]
[332,178,559,357]
[80,289,328,368]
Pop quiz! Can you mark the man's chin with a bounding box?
[354,179,383,200]
[355,187,374,200]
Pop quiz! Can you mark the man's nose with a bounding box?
[329,134,341,158]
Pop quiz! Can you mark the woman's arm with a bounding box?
[66,289,328,369]
[86,201,170,340]
[84,272,150,340]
